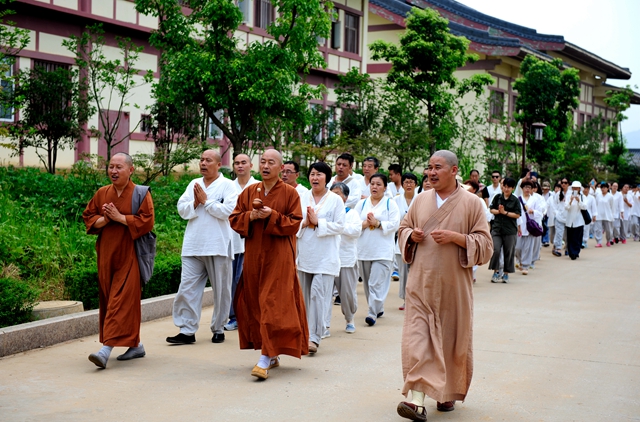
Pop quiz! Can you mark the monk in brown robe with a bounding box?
[82,152,154,369]
[396,150,493,421]
[229,149,308,380]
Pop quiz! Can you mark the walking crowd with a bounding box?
[80,149,639,421]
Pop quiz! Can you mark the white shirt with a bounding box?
[595,190,614,221]
[633,190,640,217]
[388,182,404,198]
[554,190,569,224]
[178,174,238,257]
[622,191,633,221]
[359,178,393,199]
[583,194,597,223]
[546,192,557,226]
[564,192,587,228]
[230,176,259,255]
[297,190,346,277]
[295,184,309,197]
[356,196,400,261]
[611,191,623,219]
[329,174,362,209]
[340,208,362,268]
[517,194,545,236]
[486,184,502,207]
[394,194,416,254]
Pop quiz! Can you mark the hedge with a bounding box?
[0,278,39,328]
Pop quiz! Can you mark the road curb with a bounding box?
[0,288,213,357]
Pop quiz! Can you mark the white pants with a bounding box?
[554,221,566,250]
[594,220,613,244]
[327,265,359,326]
[532,236,542,263]
[173,255,232,335]
[395,253,410,300]
[359,260,392,320]
[299,271,333,345]
[620,219,630,240]
[583,223,591,244]
[515,235,536,270]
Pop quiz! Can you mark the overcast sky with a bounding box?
[458,0,640,140]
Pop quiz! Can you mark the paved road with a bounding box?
[1,240,639,422]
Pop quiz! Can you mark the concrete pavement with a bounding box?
[1,239,639,422]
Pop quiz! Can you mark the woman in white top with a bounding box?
[594,182,614,247]
[552,178,570,256]
[356,173,400,326]
[564,181,587,259]
[581,184,597,247]
[515,180,545,274]
[394,173,418,310]
[297,162,346,353]
[326,182,362,334]
[530,181,547,267]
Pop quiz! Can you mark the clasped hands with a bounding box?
[250,206,272,221]
[102,202,126,224]
[362,212,380,230]
[302,206,319,229]
[410,228,459,245]
[193,183,208,207]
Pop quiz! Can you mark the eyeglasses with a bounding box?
[491,175,500,179]
[402,180,416,185]
[561,181,569,184]
[282,170,298,175]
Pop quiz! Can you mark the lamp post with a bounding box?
[522,122,547,172]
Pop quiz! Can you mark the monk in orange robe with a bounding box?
[229,149,308,380]
[82,152,154,369]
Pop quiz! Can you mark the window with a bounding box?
[578,113,585,126]
[208,109,224,138]
[33,60,69,73]
[140,114,152,133]
[255,0,273,29]
[237,0,250,24]
[489,90,504,119]
[0,59,14,122]
[344,13,359,54]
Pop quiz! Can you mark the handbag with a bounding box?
[581,209,591,225]
[132,185,157,285]
[518,196,543,237]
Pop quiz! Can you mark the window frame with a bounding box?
[344,12,359,54]
[254,0,274,30]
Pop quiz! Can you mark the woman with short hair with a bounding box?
[394,173,418,310]
[564,181,587,259]
[594,182,614,247]
[515,180,545,275]
[356,173,400,326]
[489,177,521,283]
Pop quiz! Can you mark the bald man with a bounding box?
[230,149,308,380]
[167,150,239,345]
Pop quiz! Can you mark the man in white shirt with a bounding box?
[225,154,259,331]
[167,150,238,345]
[328,152,362,208]
[282,160,309,197]
[360,156,392,199]
[387,164,404,198]
[633,185,640,241]
[620,183,632,243]
[482,170,502,207]
[611,182,623,243]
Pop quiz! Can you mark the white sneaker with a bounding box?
[321,329,331,339]
[345,323,356,334]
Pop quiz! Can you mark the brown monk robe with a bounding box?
[396,151,492,421]
[229,150,308,379]
[82,153,154,368]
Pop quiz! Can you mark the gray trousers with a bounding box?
[613,218,621,239]
[620,220,630,240]
[553,221,566,250]
[173,255,232,335]
[632,216,640,239]
[583,223,591,244]
[299,271,333,345]
[395,253,410,300]
[489,233,516,273]
[359,260,392,320]
[532,236,542,263]
[327,265,359,325]
[594,220,613,244]
[516,235,536,270]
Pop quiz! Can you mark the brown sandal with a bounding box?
[397,401,427,421]
[437,400,456,412]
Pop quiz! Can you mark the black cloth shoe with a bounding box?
[377,311,384,318]
[166,333,195,344]
[211,333,225,343]
[334,295,341,305]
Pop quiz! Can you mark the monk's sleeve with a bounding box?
[126,192,155,240]
[398,199,417,263]
[264,190,303,236]
[82,191,103,235]
[459,200,493,268]
[230,189,253,238]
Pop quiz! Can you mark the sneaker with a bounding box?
[391,271,400,281]
[552,250,562,257]
[224,319,238,331]
[606,241,612,247]
[530,264,535,270]
[345,323,356,333]
[595,243,602,248]
[321,329,331,339]
[491,272,500,283]
[564,250,569,256]
[622,239,627,244]
[502,274,509,283]
[333,295,341,305]
[581,242,586,249]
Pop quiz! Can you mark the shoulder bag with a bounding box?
[518,196,543,237]
[132,185,157,285]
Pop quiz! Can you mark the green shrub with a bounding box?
[0,278,40,328]
[64,253,183,310]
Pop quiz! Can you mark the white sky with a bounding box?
[457,0,640,137]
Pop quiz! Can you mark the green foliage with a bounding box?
[513,56,580,167]
[63,266,99,311]
[0,0,30,69]
[602,85,635,176]
[135,0,333,157]
[7,66,92,174]
[369,7,491,154]
[556,116,606,182]
[0,277,39,328]
[62,24,153,167]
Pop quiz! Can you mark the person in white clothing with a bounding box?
[359,157,392,199]
[581,184,597,248]
[552,178,570,257]
[394,173,418,310]
[481,170,502,207]
[515,180,544,274]
[356,173,400,326]
[329,152,362,209]
[594,182,614,247]
[387,164,404,198]
[620,184,633,242]
[611,182,623,243]
[225,154,259,331]
[564,181,587,259]
[282,160,309,197]
[297,162,346,354]
[167,150,238,345]
[633,185,640,240]
[328,182,361,334]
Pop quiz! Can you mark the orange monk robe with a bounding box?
[398,187,493,403]
[229,179,309,358]
[82,180,155,348]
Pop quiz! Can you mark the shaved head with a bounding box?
[262,149,283,165]
[112,152,133,167]
[202,149,221,162]
[235,153,251,162]
[431,150,458,168]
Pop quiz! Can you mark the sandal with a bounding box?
[397,401,427,421]
[251,365,268,380]
[437,400,456,412]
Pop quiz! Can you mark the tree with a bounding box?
[513,55,580,168]
[62,24,154,167]
[8,65,91,174]
[134,0,333,158]
[558,116,607,183]
[369,7,492,155]
[602,85,635,177]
